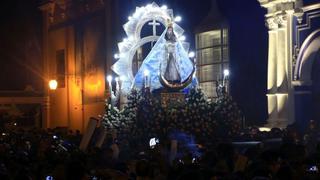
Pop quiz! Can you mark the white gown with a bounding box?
[164,40,181,83]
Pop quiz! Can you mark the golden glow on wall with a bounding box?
[84,70,105,101]
[87,80,102,91]
[49,79,58,90]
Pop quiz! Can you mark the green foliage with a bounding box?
[102,87,242,144]
[212,95,242,137]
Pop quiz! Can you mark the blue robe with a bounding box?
[133,28,197,91]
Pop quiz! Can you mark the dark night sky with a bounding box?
[0,0,42,91]
[0,0,319,124]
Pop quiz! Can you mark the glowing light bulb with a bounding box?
[128,36,134,41]
[120,76,126,81]
[119,53,125,58]
[174,16,182,22]
[161,5,167,10]
[188,51,195,58]
[114,53,119,59]
[49,80,58,90]
[133,12,139,18]
[224,69,230,76]
[179,35,186,41]
[259,127,271,132]
[107,75,113,82]
[144,69,149,76]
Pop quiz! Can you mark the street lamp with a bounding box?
[223,69,230,93]
[49,80,58,90]
[223,69,230,77]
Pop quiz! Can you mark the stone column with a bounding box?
[266,17,279,126]
[259,0,298,128]
[267,19,290,128]
[275,14,290,127]
[276,28,287,91]
[286,11,296,125]
[266,17,280,127]
[267,28,277,93]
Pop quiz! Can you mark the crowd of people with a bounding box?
[0,120,319,179]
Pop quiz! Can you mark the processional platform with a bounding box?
[160,91,185,108]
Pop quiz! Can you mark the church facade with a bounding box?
[259,0,320,128]
[39,0,118,131]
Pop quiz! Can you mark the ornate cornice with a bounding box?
[266,16,278,30]
[275,11,288,27]
[258,0,303,30]
[258,0,302,9]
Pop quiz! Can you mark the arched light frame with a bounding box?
[111,2,187,94]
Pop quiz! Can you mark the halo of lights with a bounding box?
[110,2,192,94]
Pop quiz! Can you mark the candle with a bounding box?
[144,70,149,88]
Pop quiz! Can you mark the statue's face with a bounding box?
[167,27,173,35]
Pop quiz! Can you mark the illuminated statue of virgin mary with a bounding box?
[163,24,181,84]
[132,21,197,91]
